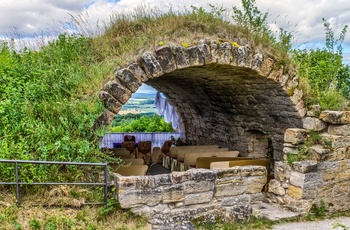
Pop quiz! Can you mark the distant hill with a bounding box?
[132,92,156,99]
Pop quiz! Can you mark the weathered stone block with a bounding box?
[274,161,291,182]
[287,185,303,199]
[217,42,231,65]
[162,184,184,203]
[154,173,172,184]
[115,68,142,93]
[252,52,263,71]
[284,128,307,145]
[140,51,164,78]
[250,193,265,203]
[303,117,327,131]
[241,166,267,177]
[208,40,219,64]
[310,145,331,161]
[283,196,312,213]
[289,171,323,189]
[268,179,286,196]
[215,177,247,197]
[291,88,303,105]
[237,45,251,67]
[321,134,350,149]
[127,62,149,82]
[189,168,216,182]
[117,175,138,190]
[155,45,176,73]
[283,146,298,154]
[117,188,162,208]
[259,56,275,76]
[326,148,347,161]
[332,181,350,197]
[184,180,215,194]
[224,204,253,222]
[320,111,350,124]
[184,191,213,206]
[307,104,321,117]
[187,46,205,66]
[198,39,212,64]
[92,109,115,129]
[98,91,122,114]
[328,124,350,136]
[172,171,191,183]
[221,194,250,206]
[246,176,267,194]
[103,80,131,104]
[292,161,318,173]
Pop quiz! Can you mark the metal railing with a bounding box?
[0,159,108,205]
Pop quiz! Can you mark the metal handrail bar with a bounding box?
[0,159,108,205]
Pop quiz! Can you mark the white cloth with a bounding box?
[154,92,182,133]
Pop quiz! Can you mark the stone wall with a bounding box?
[115,166,267,228]
[267,110,350,213]
[97,39,306,161]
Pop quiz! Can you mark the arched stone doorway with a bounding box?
[95,40,306,160]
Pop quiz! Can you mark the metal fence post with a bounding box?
[15,161,19,204]
[104,163,108,204]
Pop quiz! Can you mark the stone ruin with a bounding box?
[95,39,350,227]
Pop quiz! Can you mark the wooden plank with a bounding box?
[210,159,270,169]
[196,157,252,169]
[184,150,239,169]
[114,165,148,176]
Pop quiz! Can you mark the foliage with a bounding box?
[307,199,327,220]
[0,34,107,183]
[170,135,188,146]
[293,18,350,109]
[286,131,332,164]
[110,113,174,132]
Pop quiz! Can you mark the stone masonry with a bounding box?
[267,110,350,213]
[115,166,267,229]
[96,39,305,161]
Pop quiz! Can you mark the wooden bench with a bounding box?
[183,150,239,170]
[117,154,136,159]
[210,159,270,169]
[196,157,252,169]
[122,158,144,165]
[113,165,148,176]
[165,145,222,170]
[169,145,220,159]
[177,147,229,162]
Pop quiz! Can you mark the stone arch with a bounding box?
[95,39,306,160]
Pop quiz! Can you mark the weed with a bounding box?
[99,198,121,217]
[29,219,42,229]
[309,199,327,219]
[333,221,350,230]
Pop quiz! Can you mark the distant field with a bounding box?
[119,97,157,115]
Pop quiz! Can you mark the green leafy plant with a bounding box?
[293,18,349,109]
[29,219,42,230]
[110,113,174,132]
[307,199,327,220]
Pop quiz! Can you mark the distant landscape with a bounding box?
[119,91,157,115]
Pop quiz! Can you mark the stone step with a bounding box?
[252,202,300,221]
